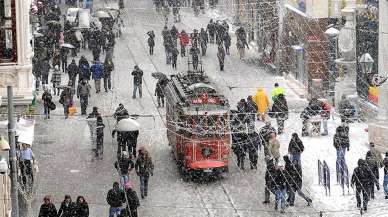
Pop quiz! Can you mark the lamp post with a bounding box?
[325,27,339,104]
[359,53,374,99]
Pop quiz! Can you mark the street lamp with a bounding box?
[325,27,339,103]
[359,53,374,75]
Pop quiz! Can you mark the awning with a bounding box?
[0,118,35,146]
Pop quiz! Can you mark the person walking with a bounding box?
[115,151,135,189]
[59,85,73,119]
[96,115,105,159]
[131,65,143,99]
[369,142,383,167]
[67,59,79,87]
[247,132,260,169]
[383,152,388,199]
[217,43,226,71]
[38,195,58,217]
[270,93,288,134]
[103,59,114,92]
[199,28,208,56]
[288,133,304,165]
[273,164,287,213]
[124,182,140,217]
[41,60,50,85]
[171,46,179,70]
[271,83,285,101]
[147,30,155,55]
[51,65,62,96]
[75,196,89,217]
[60,47,69,72]
[155,79,166,107]
[91,60,103,93]
[223,32,231,55]
[232,132,247,170]
[246,96,258,131]
[42,87,53,119]
[179,30,189,57]
[351,159,369,211]
[207,19,216,43]
[18,144,35,186]
[365,151,379,199]
[135,147,154,199]
[78,56,91,82]
[113,103,130,122]
[259,121,276,162]
[58,195,76,217]
[283,155,312,207]
[253,87,270,121]
[321,100,331,136]
[334,125,350,177]
[263,159,276,204]
[189,44,200,70]
[106,182,126,217]
[77,80,91,115]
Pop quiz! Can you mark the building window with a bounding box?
[0,0,17,63]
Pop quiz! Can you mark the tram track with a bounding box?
[121,3,245,216]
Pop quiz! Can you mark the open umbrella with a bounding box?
[33,31,44,37]
[151,72,167,80]
[46,20,61,26]
[93,10,111,18]
[115,118,140,132]
[60,43,75,49]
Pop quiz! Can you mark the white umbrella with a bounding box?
[115,118,140,131]
[60,43,75,49]
[94,10,111,18]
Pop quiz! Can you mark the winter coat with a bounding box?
[253,88,269,114]
[106,187,126,208]
[190,47,200,60]
[115,157,135,175]
[171,47,179,60]
[170,27,179,40]
[247,132,260,153]
[207,22,215,35]
[300,99,323,119]
[223,33,231,47]
[91,63,104,80]
[246,97,258,114]
[148,36,155,47]
[135,154,154,176]
[114,107,129,122]
[59,89,72,106]
[265,162,277,191]
[384,157,388,176]
[217,47,226,63]
[179,33,190,46]
[231,133,247,158]
[74,202,89,217]
[365,155,379,184]
[132,69,143,85]
[351,160,370,189]
[333,127,349,151]
[271,87,285,101]
[38,203,58,217]
[321,101,331,119]
[338,98,355,119]
[284,156,302,191]
[200,31,208,45]
[259,125,276,147]
[270,94,288,119]
[370,146,383,167]
[51,69,62,86]
[42,91,52,106]
[67,62,79,80]
[288,136,304,155]
[53,52,61,66]
[104,61,114,78]
[77,83,91,97]
[268,138,280,160]
[78,58,91,81]
[268,168,287,192]
[126,188,140,209]
[58,201,76,217]
[155,81,165,97]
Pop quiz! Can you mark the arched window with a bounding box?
[0,0,17,63]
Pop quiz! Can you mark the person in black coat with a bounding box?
[147,30,155,55]
[38,195,57,217]
[78,56,91,81]
[171,46,179,69]
[75,196,89,217]
[333,126,349,177]
[223,32,231,55]
[300,98,323,136]
[365,151,379,199]
[270,94,288,135]
[125,184,140,217]
[96,116,105,159]
[351,159,369,210]
[106,182,126,217]
[263,159,276,204]
[103,59,114,92]
[207,19,215,43]
[247,132,260,169]
[67,59,79,87]
[232,131,247,170]
[58,195,76,217]
[288,133,304,165]
[283,156,312,206]
[338,95,355,123]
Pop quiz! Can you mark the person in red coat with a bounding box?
[179,30,189,57]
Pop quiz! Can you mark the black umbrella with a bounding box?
[151,72,167,80]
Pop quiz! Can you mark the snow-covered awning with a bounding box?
[0,118,35,146]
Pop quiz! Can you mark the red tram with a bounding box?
[165,70,231,178]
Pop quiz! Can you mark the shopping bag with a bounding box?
[69,106,77,115]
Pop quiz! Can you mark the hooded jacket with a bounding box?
[253,88,269,114]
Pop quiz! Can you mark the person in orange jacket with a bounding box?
[253,87,270,121]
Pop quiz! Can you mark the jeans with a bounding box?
[275,188,287,211]
[94,79,101,92]
[140,175,150,197]
[356,187,368,209]
[109,207,121,217]
[383,175,388,196]
[120,175,129,190]
[44,104,50,119]
[63,104,69,118]
[291,154,301,165]
[133,84,142,98]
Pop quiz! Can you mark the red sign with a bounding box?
[306,35,320,41]
[191,96,220,104]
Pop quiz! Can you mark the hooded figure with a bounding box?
[253,87,270,121]
[351,159,369,210]
[270,93,288,134]
[288,133,304,165]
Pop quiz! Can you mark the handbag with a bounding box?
[69,106,77,115]
[49,101,56,110]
